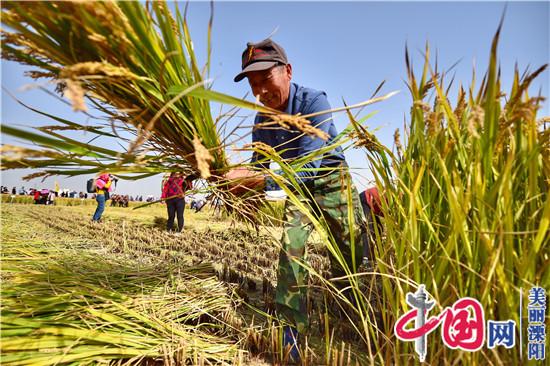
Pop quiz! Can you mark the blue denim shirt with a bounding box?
[251,83,346,183]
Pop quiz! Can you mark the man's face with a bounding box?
[246,64,292,111]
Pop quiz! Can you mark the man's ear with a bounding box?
[285,64,292,81]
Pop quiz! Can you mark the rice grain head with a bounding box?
[59,62,139,80]
[193,135,214,179]
[64,79,87,112]
[269,114,329,141]
[467,105,484,138]
[241,142,276,156]
[394,129,403,159]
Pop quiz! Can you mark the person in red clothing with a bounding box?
[161,172,192,232]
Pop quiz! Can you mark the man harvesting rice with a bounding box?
[227,38,366,361]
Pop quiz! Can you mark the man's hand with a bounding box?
[224,167,265,196]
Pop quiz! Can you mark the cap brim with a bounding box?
[233,61,279,82]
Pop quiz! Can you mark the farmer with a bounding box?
[228,38,366,359]
[92,173,116,222]
[32,189,40,204]
[161,172,192,232]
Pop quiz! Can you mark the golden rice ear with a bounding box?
[193,135,214,179]
[59,62,139,80]
[241,141,276,155]
[265,113,330,141]
[64,79,87,112]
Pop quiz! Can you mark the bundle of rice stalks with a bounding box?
[2,0,225,179]
[1,235,244,365]
[352,21,549,363]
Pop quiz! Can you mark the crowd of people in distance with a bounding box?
[1,186,58,205]
[1,185,30,195]
[109,194,130,207]
[1,184,155,207]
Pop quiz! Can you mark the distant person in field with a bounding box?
[47,190,56,205]
[227,38,367,358]
[161,172,192,232]
[92,173,116,222]
[123,195,129,207]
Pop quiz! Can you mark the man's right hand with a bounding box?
[223,167,265,196]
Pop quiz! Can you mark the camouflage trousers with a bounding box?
[275,167,366,332]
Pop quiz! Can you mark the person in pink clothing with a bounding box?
[92,173,116,222]
[161,172,192,232]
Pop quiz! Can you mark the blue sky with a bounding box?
[2,1,548,197]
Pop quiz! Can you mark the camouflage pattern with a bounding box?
[275,167,366,332]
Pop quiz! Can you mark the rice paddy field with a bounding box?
[1,1,549,365]
[1,200,363,365]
